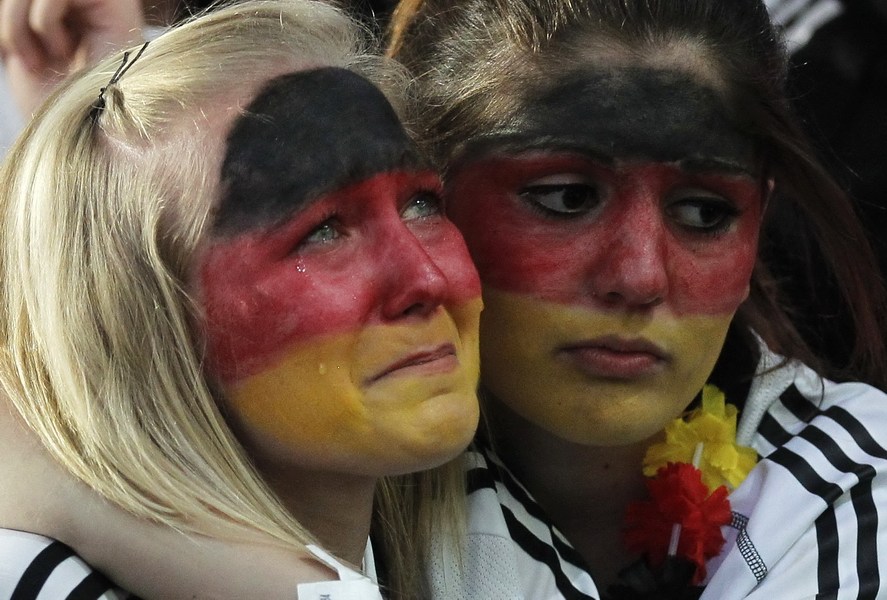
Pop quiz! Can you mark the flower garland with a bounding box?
[607,385,758,600]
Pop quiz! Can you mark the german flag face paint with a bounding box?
[197,68,481,475]
[446,66,764,445]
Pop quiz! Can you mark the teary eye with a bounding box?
[300,218,341,247]
[402,190,443,220]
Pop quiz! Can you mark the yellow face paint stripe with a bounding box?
[224,298,482,457]
[479,288,734,445]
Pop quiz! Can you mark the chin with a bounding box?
[498,380,697,448]
[385,391,480,475]
[541,416,667,447]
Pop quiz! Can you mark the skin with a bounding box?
[196,68,481,560]
[0,401,336,599]
[0,65,482,597]
[0,24,763,598]
[0,0,151,114]
[445,61,765,586]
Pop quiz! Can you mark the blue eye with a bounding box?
[667,196,739,233]
[301,219,341,246]
[402,191,442,220]
[520,183,601,217]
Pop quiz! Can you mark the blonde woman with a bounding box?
[0,1,481,598]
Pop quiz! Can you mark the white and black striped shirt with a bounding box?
[0,529,132,600]
[764,0,845,51]
[428,343,887,599]
[0,522,381,600]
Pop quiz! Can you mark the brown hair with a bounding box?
[389,0,887,390]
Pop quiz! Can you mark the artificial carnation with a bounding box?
[624,463,731,583]
[643,384,757,491]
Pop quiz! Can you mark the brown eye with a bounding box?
[520,183,601,216]
[667,197,739,233]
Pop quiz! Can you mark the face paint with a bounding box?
[479,289,731,444]
[198,68,482,474]
[446,66,763,445]
[216,67,420,233]
[457,67,757,173]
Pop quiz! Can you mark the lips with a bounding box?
[368,343,459,383]
[558,336,670,380]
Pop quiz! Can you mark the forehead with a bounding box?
[457,66,756,175]
[214,67,420,233]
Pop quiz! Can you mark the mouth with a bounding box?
[558,336,670,380]
[368,343,459,383]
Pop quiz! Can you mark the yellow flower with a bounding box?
[643,384,758,491]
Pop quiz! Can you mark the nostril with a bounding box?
[594,290,664,308]
[402,302,433,318]
[643,296,664,308]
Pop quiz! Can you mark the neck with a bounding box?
[484,393,657,590]
[257,462,376,567]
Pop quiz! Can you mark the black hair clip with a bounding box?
[89,40,150,121]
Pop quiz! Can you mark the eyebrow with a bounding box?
[452,134,764,178]
[677,157,759,177]
[451,133,619,169]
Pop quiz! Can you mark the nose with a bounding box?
[587,205,669,309]
[378,224,451,321]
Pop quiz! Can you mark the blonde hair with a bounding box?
[0,1,456,595]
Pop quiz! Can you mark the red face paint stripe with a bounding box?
[447,156,760,317]
[199,170,480,383]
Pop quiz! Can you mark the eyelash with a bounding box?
[519,183,602,219]
[295,211,341,251]
[402,189,444,220]
[666,197,741,237]
[290,187,444,255]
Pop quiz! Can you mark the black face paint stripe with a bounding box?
[456,67,757,173]
[216,67,420,233]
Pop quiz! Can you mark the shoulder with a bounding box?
[704,346,887,599]
[735,341,887,450]
[426,445,599,600]
[0,528,131,599]
[743,345,887,458]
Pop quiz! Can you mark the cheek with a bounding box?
[198,239,377,383]
[668,222,760,315]
[447,182,601,306]
[423,222,483,302]
[222,333,364,454]
[447,175,560,293]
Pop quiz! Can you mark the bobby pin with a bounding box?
[89,41,150,121]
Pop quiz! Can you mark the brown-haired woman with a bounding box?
[386,0,887,598]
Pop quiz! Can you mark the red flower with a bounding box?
[624,463,731,583]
